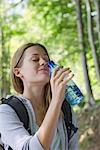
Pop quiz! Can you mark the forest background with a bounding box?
[0,0,100,150]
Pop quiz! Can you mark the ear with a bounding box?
[14,68,23,79]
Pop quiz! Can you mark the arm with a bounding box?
[37,67,74,150]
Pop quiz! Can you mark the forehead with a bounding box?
[24,45,48,57]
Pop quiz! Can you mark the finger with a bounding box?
[55,67,70,80]
[61,73,74,86]
[56,69,72,85]
[51,66,62,77]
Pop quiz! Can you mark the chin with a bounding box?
[40,76,50,83]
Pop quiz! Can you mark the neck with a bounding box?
[23,85,46,110]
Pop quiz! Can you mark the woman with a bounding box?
[0,43,78,150]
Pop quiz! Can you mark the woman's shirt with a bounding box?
[0,95,78,150]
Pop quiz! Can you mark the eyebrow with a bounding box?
[29,53,49,59]
[32,53,48,56]
[30,54,48,57]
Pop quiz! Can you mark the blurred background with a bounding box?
[0,0,100,149]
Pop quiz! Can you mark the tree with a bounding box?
[94,0,100,66]
[75,0,94,106]
[0,0,26,97]
[0,1,11,97]
[94,0,100,43]
[86,0,100,81]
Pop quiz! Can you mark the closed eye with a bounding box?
[32,59,39,62]
[43,56,49,62]
[32,58,48,62]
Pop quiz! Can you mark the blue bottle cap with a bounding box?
[48,60,55,68]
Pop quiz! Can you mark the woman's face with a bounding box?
[18,45,50,86]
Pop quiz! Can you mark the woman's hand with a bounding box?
[50,66,74,104]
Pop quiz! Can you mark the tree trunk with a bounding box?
[0,1,11,98]
[86,0,100,81]
[75,0,94,106]
[1,27,11,97]
[1,28,6,97]
[95,0,100,42]
[94,0,100,66]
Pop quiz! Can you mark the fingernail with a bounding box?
[60,66,63,68]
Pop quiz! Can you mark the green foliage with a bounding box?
[26,0,78,54]
[0,0,99,103]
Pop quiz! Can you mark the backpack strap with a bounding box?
[1,96,30,133]
[61,100,78,142]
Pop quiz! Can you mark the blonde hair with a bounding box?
[10,43,51,107]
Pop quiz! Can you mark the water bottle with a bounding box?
[48,60,84,106]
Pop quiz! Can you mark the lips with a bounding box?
[38,67,49,72]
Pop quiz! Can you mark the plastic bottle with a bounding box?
[48,60,84,106]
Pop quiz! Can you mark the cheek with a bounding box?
[21,65,37,77]
[20,60,39,79]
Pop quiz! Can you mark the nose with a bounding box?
[40,57,48,66]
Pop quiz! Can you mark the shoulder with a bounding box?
[0,95,26,122]
[0,103,19,130]
[0,102,22,122]
[0,97,24,132]
[0,95,21,112]
[0,103,15,113]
